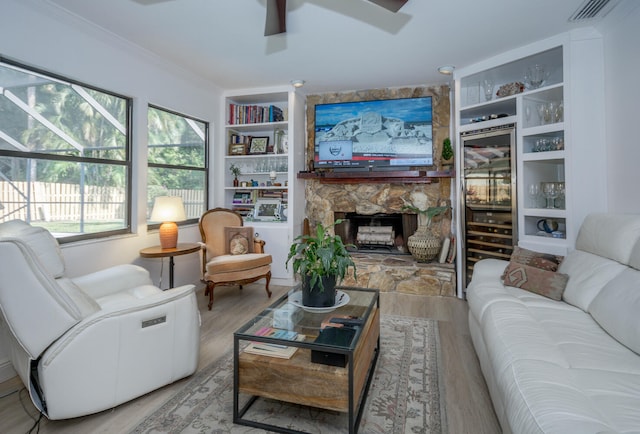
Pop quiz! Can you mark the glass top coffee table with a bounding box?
[233,286,380,434]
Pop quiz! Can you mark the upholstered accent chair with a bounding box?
[198,208,272,310]
[0,220,200,420]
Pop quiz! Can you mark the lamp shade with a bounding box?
[150,196,186,222]
[150,196,186,249]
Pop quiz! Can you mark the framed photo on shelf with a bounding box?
[253,198,282,221]
[229,143,246,155]
[249,136,269,154]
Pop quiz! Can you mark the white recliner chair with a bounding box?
[0,219,200,420]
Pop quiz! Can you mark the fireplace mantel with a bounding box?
[297,170,454,184]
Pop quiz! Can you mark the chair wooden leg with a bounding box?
[265,271,272,298]
[206,281,215,310]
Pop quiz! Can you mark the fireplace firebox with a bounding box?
[334,212,417,255]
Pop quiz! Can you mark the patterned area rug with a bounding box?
[131,315,446,434]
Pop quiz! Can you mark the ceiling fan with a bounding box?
[264,0,409,36]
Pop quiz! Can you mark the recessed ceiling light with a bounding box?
[290,79,305,88]
[438,65,455,75]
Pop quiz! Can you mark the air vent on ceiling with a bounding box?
[569,0,620,22]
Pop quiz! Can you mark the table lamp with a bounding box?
[150,196,186,249]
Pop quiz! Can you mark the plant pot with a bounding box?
[302,275,337,307]
[407,225,441,262]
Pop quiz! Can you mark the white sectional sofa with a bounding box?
[467,213,640,434]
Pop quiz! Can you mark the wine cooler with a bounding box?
[461,124,517,287]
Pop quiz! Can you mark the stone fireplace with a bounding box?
[304,180,455,296]
[302,85,456,296]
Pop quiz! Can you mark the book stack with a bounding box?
[228,104,284,125]
[260,190,285,199]
[228,132,251,144]
[243,327,305,359]
[232,191,252,205]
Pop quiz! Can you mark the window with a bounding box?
[147,105,208,225]
[0,58,132,242]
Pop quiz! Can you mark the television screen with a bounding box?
[314,96,433,170]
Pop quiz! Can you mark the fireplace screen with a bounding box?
[334,212,417,255]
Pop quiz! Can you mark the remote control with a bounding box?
[329,317,363,327]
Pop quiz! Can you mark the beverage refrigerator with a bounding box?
[460,124,517,288]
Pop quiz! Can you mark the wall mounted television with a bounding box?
[314,96,433,171]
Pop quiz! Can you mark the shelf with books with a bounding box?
[227,103,285,126]
[220,87,306,280]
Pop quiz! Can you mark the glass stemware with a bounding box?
[528,183,540,208]
[537,104,546,125]
[482,79,494,102]
[542,182,558,209]
[555,182,565,209]
[524,64,549,89]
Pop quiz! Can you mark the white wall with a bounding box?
[0,0,222,380]
[601,2,640,213]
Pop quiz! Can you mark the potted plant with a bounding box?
[403,205,449,262]
[286,220,356,307]
[230,163,241,187]
[441,137,453,168]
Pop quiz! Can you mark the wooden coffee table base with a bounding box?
[234,309,380,433]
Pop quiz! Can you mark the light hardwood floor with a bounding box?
[0,284,501,433]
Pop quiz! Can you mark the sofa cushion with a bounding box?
[502,261,568,300]
[629,238,640,271]
[469,278,640,434]
[589,268,640,355]
[0,220,65,278]
[576,213,640,265]
[205,253,272,274]
[560,250,627,311]
[509,246,564,271]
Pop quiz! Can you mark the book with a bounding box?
[255,326,298,340]
[438,236,450,263]
[446,236,457,264]
[243,334,306,359]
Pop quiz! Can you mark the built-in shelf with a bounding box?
[297,170,455,184]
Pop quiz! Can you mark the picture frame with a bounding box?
[229,143,246,155]
[249,136,269,154]
[253,198,282,221]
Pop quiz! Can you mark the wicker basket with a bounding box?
[407,226,441,262]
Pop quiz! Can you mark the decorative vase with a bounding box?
[233,177,239,187]
[407,225,441,262]
[302,275,337,307]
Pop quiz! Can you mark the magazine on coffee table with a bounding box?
[244,334,306,359]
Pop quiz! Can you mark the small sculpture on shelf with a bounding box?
[441,137,453,169]
[230,163,241,187]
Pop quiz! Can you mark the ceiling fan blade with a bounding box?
[367,0,408,13]
[265,0,287,36]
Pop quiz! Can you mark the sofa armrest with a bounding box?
[469,259,509,285]
[38,284,200,419]
[71,264,153,299]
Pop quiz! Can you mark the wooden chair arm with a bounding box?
[253,238,266,253]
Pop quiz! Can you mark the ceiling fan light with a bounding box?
[290,79,305,88]
[438,65,455,75]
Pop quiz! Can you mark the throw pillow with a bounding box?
[502,261,569,301]
[509,246,564,271]
[224,226,254,255]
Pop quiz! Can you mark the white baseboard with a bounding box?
[0,358,17,383]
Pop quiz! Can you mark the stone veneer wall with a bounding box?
[303,85,456,296]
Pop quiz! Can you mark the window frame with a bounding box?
[146,104,209,229]
[0,56,133,243]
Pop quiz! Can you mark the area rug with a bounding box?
[131,315,447,434]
